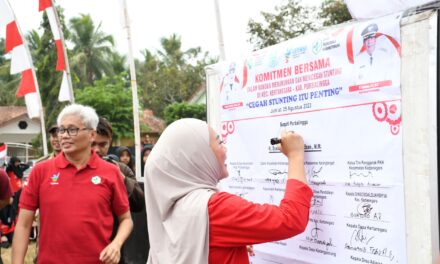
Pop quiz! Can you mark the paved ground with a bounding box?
[0,241,36,264]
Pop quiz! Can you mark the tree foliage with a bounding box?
[248,0,317,50]
[163,102,206,125]
[320,0,352,27]
[75,74,134,140]
[248,0,351,50]
[0,38,21,106]
[69,14,115,87]
[137,34,215,118]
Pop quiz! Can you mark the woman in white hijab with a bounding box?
[144,119,312,264]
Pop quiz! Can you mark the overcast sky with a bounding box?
[4,0,322,60]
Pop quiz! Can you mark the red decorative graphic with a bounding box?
[372,102,387,121]
[242,63,248,88]
[372,101,401,135]
[222,102,243,109]
[346,27,355,64]
[227,121,235,134]
[349,80,392,92]
[221,121,235,142]
[390,125,400,135]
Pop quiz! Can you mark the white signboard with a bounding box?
[216,13,406,264]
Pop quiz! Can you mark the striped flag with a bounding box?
[0,0,42,118]
[39,0,73,102]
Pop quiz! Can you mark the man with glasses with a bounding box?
[12,104,133,264]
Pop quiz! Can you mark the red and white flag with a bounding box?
[0,0,42,119]
[0,143,7,160]
[39,0,73,102]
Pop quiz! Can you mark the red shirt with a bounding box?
[20,151,130,264]
[208,179,313,264]
[7,170,22,193]
[0,169,12,200]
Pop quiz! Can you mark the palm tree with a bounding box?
[69,14,114,86]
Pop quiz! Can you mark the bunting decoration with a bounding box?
[0,0,42,119]
[39,0,74,102]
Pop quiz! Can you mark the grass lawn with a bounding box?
[0,241,37,264]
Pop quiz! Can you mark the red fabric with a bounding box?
[16,69,37,97]
[55,39,66,71]
[6,171,22,193]
[20,151,130,264]
[5,21,23,53]
[0,222,14,235]
[0,169,12,200]
[38,0,52,11]
[346,27,355,64]
[208,179,313,264]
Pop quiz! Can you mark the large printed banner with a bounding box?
[217,13,405,264]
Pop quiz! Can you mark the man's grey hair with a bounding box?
[57,104,99,129]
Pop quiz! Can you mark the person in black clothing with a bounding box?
[141,145,153,176]
[117,147,134,173]
[5,157,29,193]
[92,117,147,263]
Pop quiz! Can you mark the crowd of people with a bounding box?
[0,103,312,264]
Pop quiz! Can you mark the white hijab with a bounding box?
[144,119,223,264]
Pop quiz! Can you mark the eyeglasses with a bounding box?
[58,127,91,137]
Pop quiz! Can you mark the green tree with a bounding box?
[319,0,352,27]
[137,34,215,117]
[75,74,134,140]
[247,0,317,50]
[69,14,115,87]
[163,102,206,125]
[0,38,21,105]
[247,0,351,50]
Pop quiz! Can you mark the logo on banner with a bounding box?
[284,46,307,63]
[312,39,322,55]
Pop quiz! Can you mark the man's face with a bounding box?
[49,130,61,154]
[58,115,94,156]
[364,36,376,56]
[92,134,111,157]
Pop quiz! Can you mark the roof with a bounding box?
[0,106,28,126]
[141,109,165,133]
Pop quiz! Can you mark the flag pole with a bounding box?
[121,0,142,179]
[5,0,48,156]
[49,0,75,103]
[213,0,226,60]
